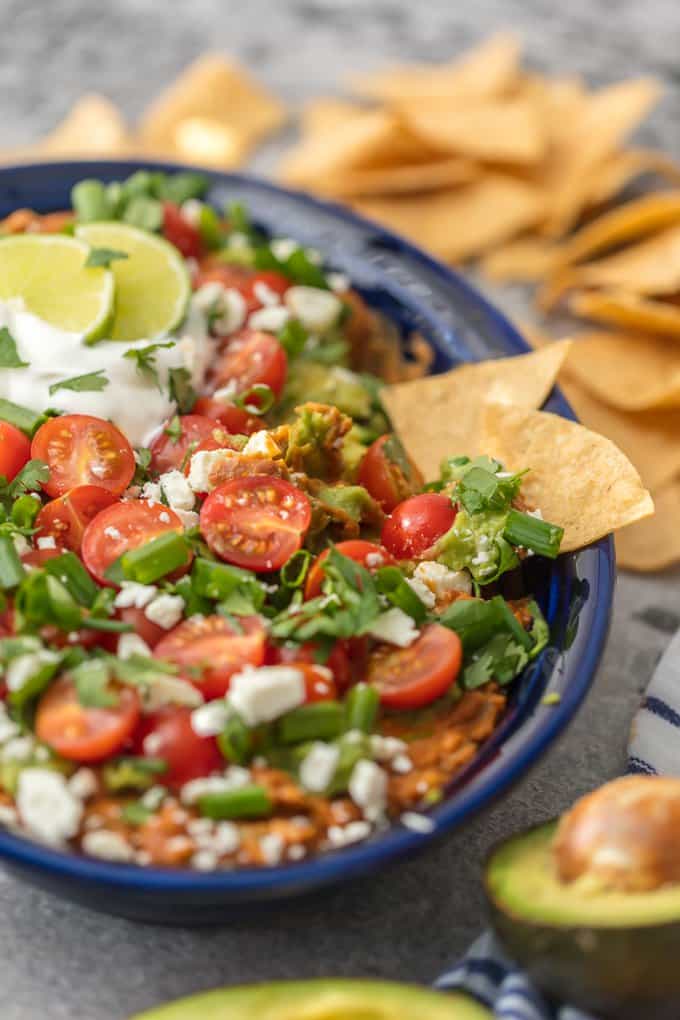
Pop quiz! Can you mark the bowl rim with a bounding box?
[0,158,615,894]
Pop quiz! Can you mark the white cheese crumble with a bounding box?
[68,768,98,800]
[259,832,284,866]
[0,705,19,745]
[367,607,419,648]
[228,666,306,726]
[140,481,163,504]
[36,535,56,550]
[326,820,372,848]
[241,430,281,458]
[406,576,436,609]
[17,769,83,846]
[191,700,230,738]
[159,469,195,511]
[299,742,340,793]
[400,811,436,835]
[187,448,237,493]
[369,734,408,762]
[114,581,158,609]
[117,633,152,660]
[284,285,342,333]
[413,561,472,598]
[144,674,204,711]
[253,280,281,307]
[270,238,299,261]
[6,650,59,692]
[391,754,413,775]
[326,272,350,294]
[12,534,30,557]
[248,305,291,333]
[144,593,185,630]
[174,508,200,531]
[180,768,250,805]
[348,760,388,822]
[82,829,134,862]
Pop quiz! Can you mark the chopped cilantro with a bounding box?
[84,247,128,269]
[0,327,28,369]
[49,369,109,396]
[164,415,182,444]
[124,341,175,389]
[168,366,196,413]
[72,659,118,708]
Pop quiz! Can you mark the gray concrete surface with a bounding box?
[1,1,679,1017]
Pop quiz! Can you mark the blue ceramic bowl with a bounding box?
[0,161,614,923]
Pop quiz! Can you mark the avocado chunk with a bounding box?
[486,821,680,1019]
[129,978,491,1019]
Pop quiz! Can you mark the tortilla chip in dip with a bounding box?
[570,290,680,340]
[480,403,654,552]
[381,341,571,480]
[616,478,680,571]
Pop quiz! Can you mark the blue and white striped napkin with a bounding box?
[436,628,680,1019]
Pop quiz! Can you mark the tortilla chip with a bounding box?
[314,157,475,199]
[300,98,365,136]
[382,341,571,480]
[171,116,247,168]
[559,376,680,491]
[480,403,654,552]
[349,33,520,103]
[279,111,429,186]
[570,289,680,340]
[139,54,286,160]
[616,478,680,571]
[479,237,559,283]
[353,175,546,263]
[39,94,132,156]
[401,98,546,165]
[563,330,680,411]
[586,149,680,208]
[541,78,661,238]
[522,75,589,148]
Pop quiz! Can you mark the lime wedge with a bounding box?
[76,222,190,343]
[0,234,114,342]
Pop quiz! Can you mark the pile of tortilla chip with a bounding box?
[0,55,286,168]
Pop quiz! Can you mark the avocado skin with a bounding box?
[485,821,680,1020]
[128,978,492,1019]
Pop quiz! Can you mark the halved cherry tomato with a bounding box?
[154,614,266,700]
[193,396,260,435]
[39,624,101,651]
[34,485,117,553]
[162,201,203,259]
[81,500,190,587]
[20,547,61,569]
[31,414,136,499]
[200,475,311,572]
[381,493,457,560]
[149,414,219,474]
[116,607,167,650]
[266,646,340,701]
[213,329,287,397]
[304,539,395,600]
[367,623,462,710]
[133,706,224,789]
[0,421,30,482]
[195,265,290,316]
[35,675,140,762]
[358,434,424,513]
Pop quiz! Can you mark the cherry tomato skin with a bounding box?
[31,414,136,499]
[154,614,267,700]
[194,265,290,316]
[0,421,30,482]
[81,500,190,587]
[149,414,220,474]
[304,540,395,600]
[116,607,167,650]
[267,645,340,701]
[381,494,457,560]
[134,707,223,789]
[192,396,260,435]
[200,475,311,573]
[20,547,61,569]
[34,485,117,554]
[35,676,140,762]
[358,434,423,513]
[367,623,463,710]
[213,330,287,397]
[162,201,203,259]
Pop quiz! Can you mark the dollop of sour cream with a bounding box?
[0,299,214,447]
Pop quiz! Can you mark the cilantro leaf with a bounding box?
[168,367,196,413]
[72,659,118,708]
[462,632,529,689]
[49,369,109,396]
[0,327,28,369]
[1,459,50,501]
[85,247,129,269]
[132,447,152,486]
[164,415,182,444]
[123,341,175,389]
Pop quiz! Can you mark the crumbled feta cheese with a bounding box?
[114,581,158,609]
[68,768,98,800]
[227,232,250,252]
[144,674,204,711]
[228,666,305,726]
[367,607,419,648]
[174,508,200,531]
[192,280,224,312]
[12,534,30,557]
[214,821,241,854]
[36,535,56,550]
[248,305,291,332]
[144,593,185,630]
[1,735,35,761]
[180,768,249,805]
[187,448,237,493]
[159,469,195,511]
[287,843,307,861]
[259,832,284,866]
[391,754,413,775]
[0,804,18,828]
[400,811,436,834]
[140,785,166,811]
[284,286,342,333]
[527,508,544,519]
[212,380,238,403]
[191,849,218,870]
[413,561,472,598]
[117,633,152,660]
[6,651,58,692]
[242,430,281,458]
[0,705,19,745]
[326,271,350,294]
[270,238,299,261]
[191,700,230,737]
[82,829,134,862]
[326,820,372,848]
[348,760,387,822]
[299,742,340,793]
[406,576,436,609]
[253,280,281,307]
[140,481,163,504]
[180,198,203,226]
[17,769,83,846]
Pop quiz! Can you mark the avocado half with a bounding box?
[129,978,491,1020]
[485,821,680,1020]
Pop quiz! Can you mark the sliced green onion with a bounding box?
[198,784,272,820]
[326,733,371,796]
[10,493,41,530]
[217,714,253,765]
[280,549,311,589]
[44,551,97,607]
[0,534,24,590]
[0,397,46,436]
[120,531,189,585]
[198,204,223,249]
[160,172,208,205]
[278,701,345,744]
[503,509,564,559]
[71,179,112,222]
[234,383,275,416]
[81,617,133,634]
[277,319,308,359]
[344,683,379,734]
[44,575,83,630]
[376,566,428,624]
[121,802,152,826]
[122,196,163,232]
